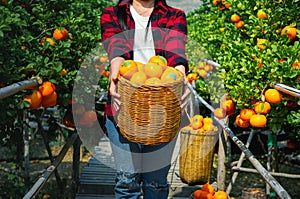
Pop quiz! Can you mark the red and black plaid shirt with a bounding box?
[100,0,188,70]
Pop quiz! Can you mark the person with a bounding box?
[100,0,189,198]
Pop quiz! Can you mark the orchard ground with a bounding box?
[1,134,300,199]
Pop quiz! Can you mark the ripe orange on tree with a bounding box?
[222,99,235,115]
[214,108,226,119]
[235,114,250,128]
[39,81,56,97]
[235,20,244,29]
[53,28,68,41]
[230,14,240,23]
[24,90,43,110]
[61,69,67,76]
[119,60,138,79]
[41,37,55,46]
[250,114,267,128]
[240,108,256,121]
[79,111,97,127]
[257,38,268,50]
[264,89,282,104]
[281,26,297,40]
[257,10,268,20]
[42,91,57,108]
[254,101,271,114]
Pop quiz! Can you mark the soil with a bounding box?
[0,135,299,199]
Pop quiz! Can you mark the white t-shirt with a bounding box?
[130,5,155,64]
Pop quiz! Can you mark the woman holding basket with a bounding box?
[100,0,190,198]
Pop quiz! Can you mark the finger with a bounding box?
[113,98,122,106]
[181,89,191,101]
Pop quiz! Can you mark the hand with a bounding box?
[108,78,121,112]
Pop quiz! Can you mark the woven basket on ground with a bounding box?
[117,75,183,145]
[179,128,218,185]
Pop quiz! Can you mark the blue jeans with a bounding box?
[105,117,177,199]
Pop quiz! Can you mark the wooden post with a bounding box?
[217,126,227,190]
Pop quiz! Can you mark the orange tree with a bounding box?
[186,0,299,140]
[0,0,112,146]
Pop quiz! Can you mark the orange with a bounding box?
[235,21,244,28]
[212,0,220,6]
[145,77,162,85]
[202,123,215,132]
[202,183,215,195]
[53,28,68,41]
[230,14,240,23]
[292,62,300,69]
[24,90,43,110]
[197,69,208,78]
[213,190,228,199]
[194,190,213,199]
[39,81,56,97]
[119,60,138,79]
[222,99,235,115]
[235,114,250,128]
[186,73,198,83]
[250,114,267,128]
[286,27,297,40]
[99,56,108,63]
[240,108,256,121]
[254,101,271,114]
[203,117,213,124]
[148,55,168,66]
[257,38,268,50]
[136,61,145,72]
[281,26,297,40]
[42,91,57,108]
[257,10,268,20]
[79,111,97,127]
[214,108,226,119]
[204,64,213,72]
[130,71,147,84]
[41,37,55,46]
[198,61,206,69]
[103,70,110,77]
[144,63,163,78]
[160,67,181,83]
[264,89,282,104]
[190,115,204,130]
[61,69,67,76]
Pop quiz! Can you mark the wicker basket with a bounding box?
[117,75,183,145]
[179,128,218,185]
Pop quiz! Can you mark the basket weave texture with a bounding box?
[117,76,183,145]
[179,129,218,185]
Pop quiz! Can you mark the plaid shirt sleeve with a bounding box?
[100,7,132,61]
[164,10,188,73]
